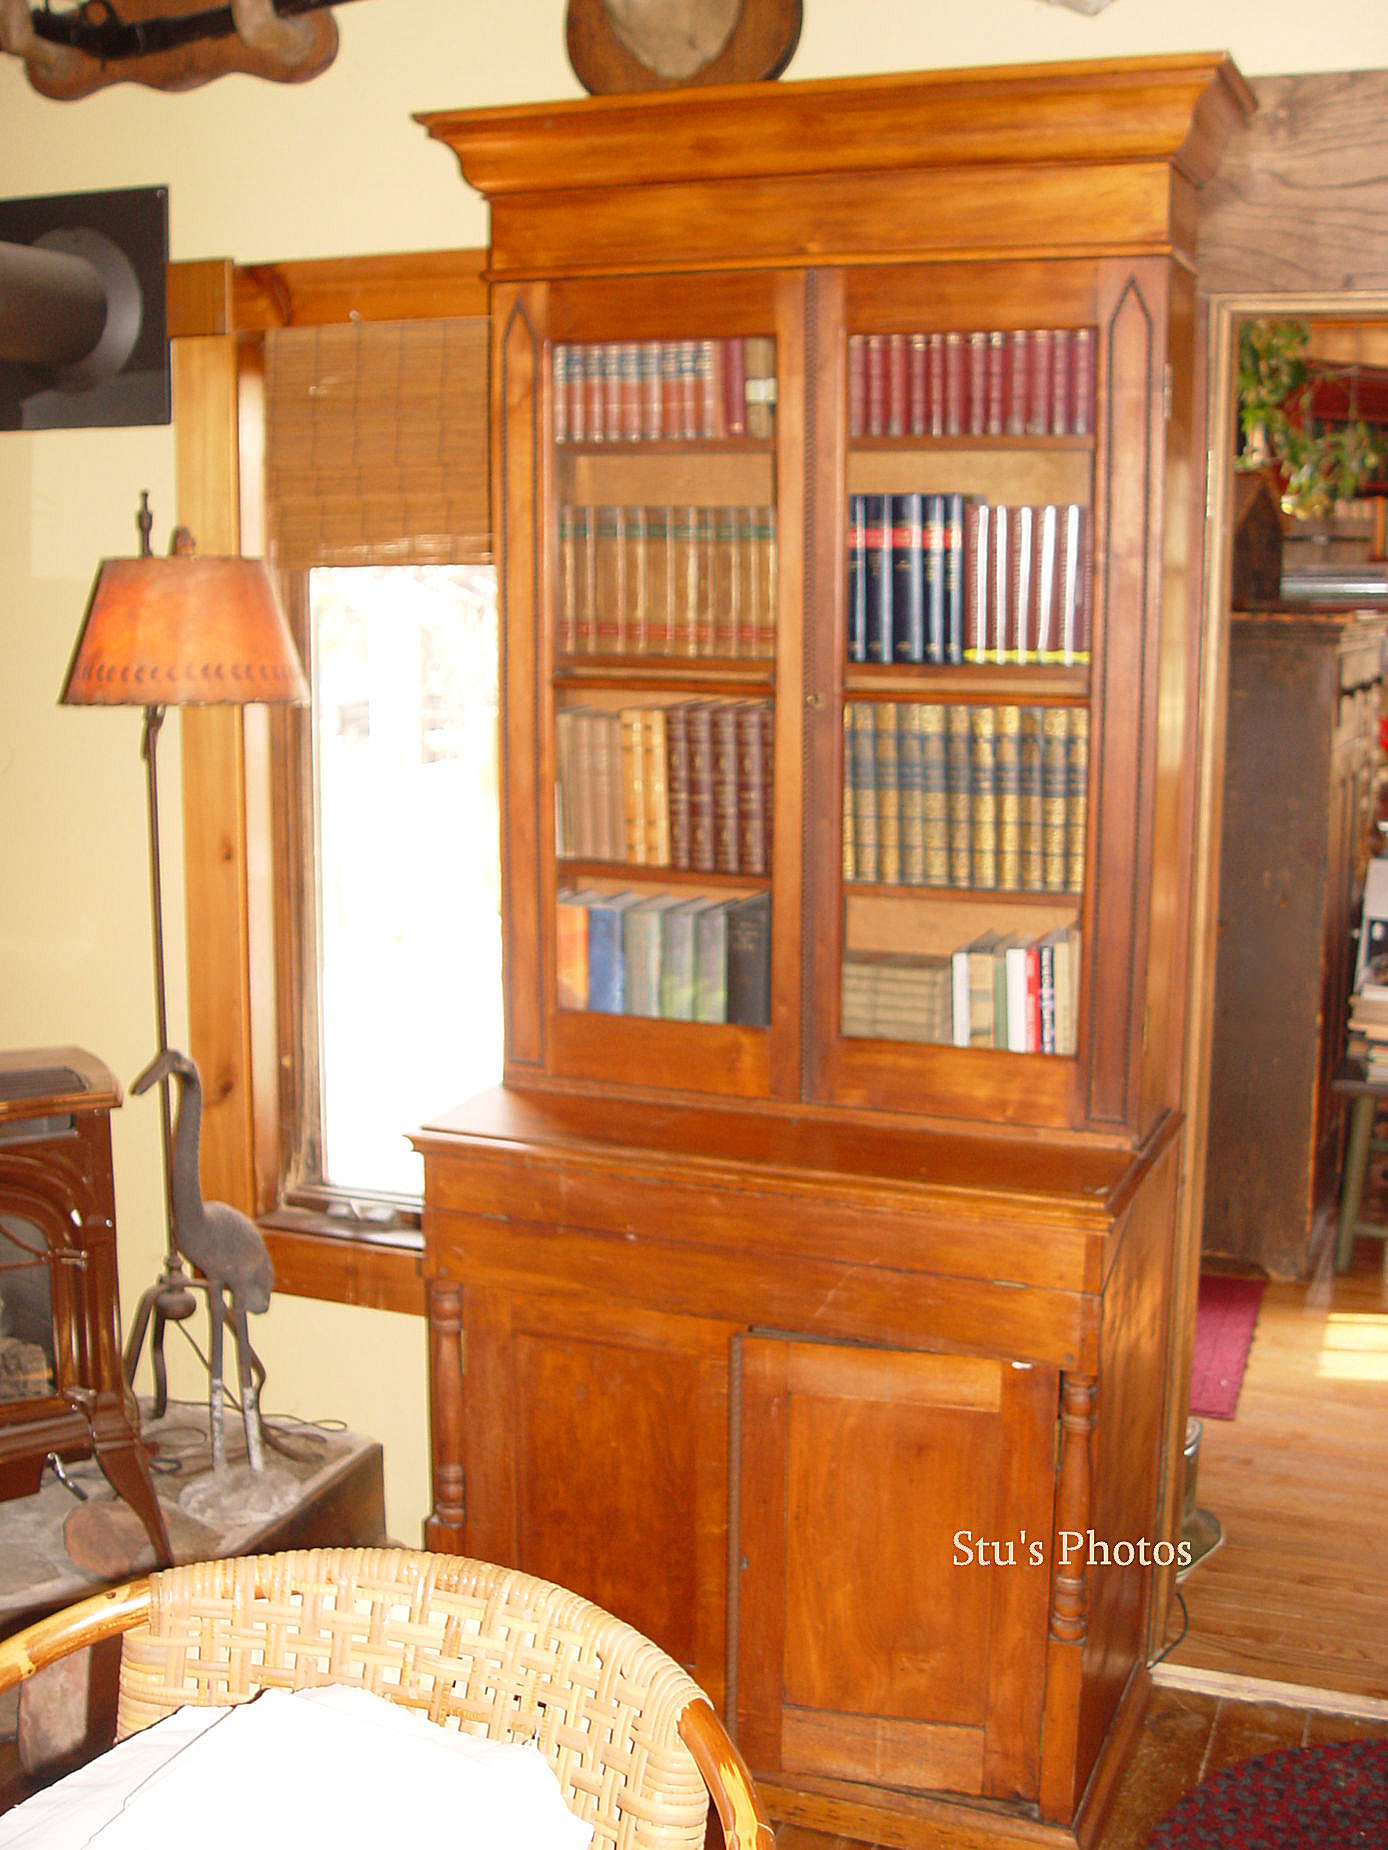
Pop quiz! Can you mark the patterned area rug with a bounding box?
[1188,1272,1265,1419]
[1148,1739,1388,1847]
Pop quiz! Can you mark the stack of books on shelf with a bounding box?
[557,888,771,1026]
[556,698,773,876]
[1347,975,1388,1080]
[841,921,1080,1055]
[847,326,1095,440]
[559,502,777,659]
[846,493,1090,667]
[843,700,1086,895]
[553,337,776,443]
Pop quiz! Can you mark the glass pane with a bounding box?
[310,565,502,1197]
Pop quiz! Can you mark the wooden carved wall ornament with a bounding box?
[565,0,801,94]
[0,0,342,99]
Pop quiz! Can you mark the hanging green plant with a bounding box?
[1235,318,1382,520]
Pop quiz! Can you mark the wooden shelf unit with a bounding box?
[414,56,1253,1850]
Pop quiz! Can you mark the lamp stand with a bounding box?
[121,700,199,1410]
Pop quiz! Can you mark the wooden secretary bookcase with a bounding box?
[413,56,1252,1850]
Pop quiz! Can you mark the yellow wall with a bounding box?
[2,3,1384,1544]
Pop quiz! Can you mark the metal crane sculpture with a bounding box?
[130,1049,273,1474]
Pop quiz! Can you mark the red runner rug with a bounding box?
[1147,1738,1388,1847]
[1188,1273,1264,1420]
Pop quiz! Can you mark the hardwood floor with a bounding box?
[1160,1234,1388,1698]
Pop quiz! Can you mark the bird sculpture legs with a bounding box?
[206,1283,268,1474]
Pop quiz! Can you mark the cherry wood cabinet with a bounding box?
[414,56,1252,1850]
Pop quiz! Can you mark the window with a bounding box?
[302,562,501,1203]
[262,312,496,1221]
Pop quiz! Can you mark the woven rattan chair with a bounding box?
[0,1545,774,1850]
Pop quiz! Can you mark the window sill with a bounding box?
[259,1206,426,1317]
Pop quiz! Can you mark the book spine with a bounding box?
[842,708,857,884]
[964,500,990,663]
[846,493,868,664]
[1072,328,1095,437]
[736,698,770,876]
[908,333,929,435]
[594,503,626,653]
[985,331,1006,435]
[995,704,1022,892]
[847,335,865,438]
[944,331,966,436]
[618,341,642,441]
[723,337,747,438]
[712,700,742,873]
[864,335,885,435]
[886,332,908,436]
[928,333,946,437]
[898,703,926,887]
[1018,705,1045,893]
[623,504,648,653]
[726,892,772,1027]
[1028,329,1053,436]
[967,331,988,436]
[874,701,902,886]
[1066,707,1089,894]
[660,903,697,1020]
[1050,330,1072,438]
[585,342,605,442]
[1006,329,1029,436]
[645,505,674,654]
[923,492,946,667]
[713,504,740,658]
[619,707,648,865]
[639,341,663,440]
[1037,935,1057,1054]
[991,503,1010,665]
[920,703,950,888]
[1042,706,1071,893]
[671,505,701,657]
[945,703,973,888]
[599,342,621,442]
[849,702,879,884]
[686,701,716,872]
[694,902,729,1023]
[555,891,589,1010]
[666,701,691,870]
[643,706,670,866]
[892,492,926,664]
[862,493,893,664]
[601,711,626,863]
[943,491,966,666]
[693,506,717,657]
[587,897,630,1014]
[753,504,777,660]
[1034,503,1058,662]
[969,704,998,890]
[743,336,777,439]
[698,338,723,439]
[553,344,570,444]
[1011,503,1034,664]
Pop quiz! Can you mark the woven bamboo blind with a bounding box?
[264,318,490,570]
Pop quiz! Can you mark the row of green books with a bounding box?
[843,700,1087,895]
[842,922,1081,1055]
[556,888,771,1026]
[558,502,777,660]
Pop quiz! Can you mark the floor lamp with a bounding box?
[60,493,308,1417]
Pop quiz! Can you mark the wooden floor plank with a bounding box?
[1167,1237,1388,1699]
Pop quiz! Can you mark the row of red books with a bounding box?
[848,327,1095,441]
[558,502,777,660]
[553,338,777,444]
[556,698,773,877]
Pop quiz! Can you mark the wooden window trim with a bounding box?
[171,251,489,1317]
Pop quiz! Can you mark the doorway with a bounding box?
[1158,291,1388,1708]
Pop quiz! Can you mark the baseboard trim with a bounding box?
[1151,1660,1388,1721]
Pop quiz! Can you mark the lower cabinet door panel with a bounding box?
[734,1335,1058,1804]
[461,1285,737,1710]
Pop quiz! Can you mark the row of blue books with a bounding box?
[557,888,771,1025]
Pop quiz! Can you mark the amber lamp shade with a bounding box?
[61,551,308,708]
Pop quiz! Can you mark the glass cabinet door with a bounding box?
[528,271,805,1101]
[805,264,1110,1128]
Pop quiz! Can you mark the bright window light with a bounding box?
[309,564,502,1198]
